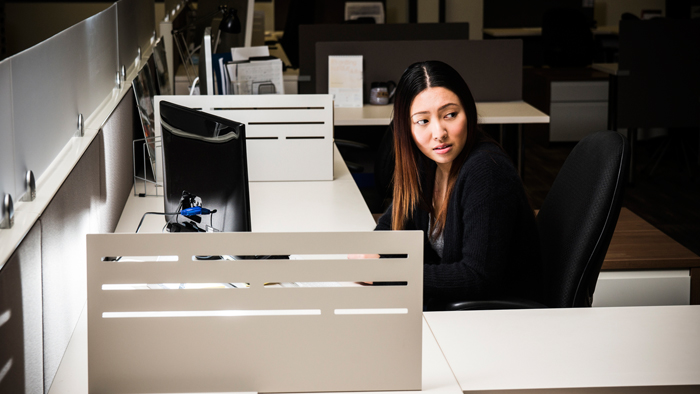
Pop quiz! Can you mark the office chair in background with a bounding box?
[429,130,629,310]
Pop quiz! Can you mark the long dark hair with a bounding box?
[391,61,481,236]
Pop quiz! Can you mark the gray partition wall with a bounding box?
[315,39,523,103]
[298,23,470,94]
[11,5,118,198]
[0,223,42,394]
[40,89,136,392]
[0,59,14,222]
[0,1,155,392]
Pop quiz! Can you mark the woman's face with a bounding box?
[409,87,468,171]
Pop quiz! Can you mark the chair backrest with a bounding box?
[537,131,629,307]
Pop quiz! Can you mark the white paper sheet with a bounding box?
[231,45,270,61]
[227,58,285,95]
[329,55,363,108]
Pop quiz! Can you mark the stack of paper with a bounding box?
[223,46,285,95]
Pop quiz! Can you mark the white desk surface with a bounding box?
[424,305,700,393]
[333,101,549,127]
[47,304,462,394]
[116,145,377,234]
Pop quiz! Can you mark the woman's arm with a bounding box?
[423,152,530,301]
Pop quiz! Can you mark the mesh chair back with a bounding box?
[537,131,629,307]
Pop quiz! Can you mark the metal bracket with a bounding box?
[20,171,36,202]
[77,113,84,137]
[121,64,126,79]
[0,194,14,229]
[116,71,122,89]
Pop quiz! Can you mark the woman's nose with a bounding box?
[432,123,447,141]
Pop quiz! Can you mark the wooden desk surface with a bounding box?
[483,25,619,38]
[592,62,620,76]
[604,208,700,271]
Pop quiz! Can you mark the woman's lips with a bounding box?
[433,144,452,154]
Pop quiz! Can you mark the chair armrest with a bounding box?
[426,298,547,311]
[335,139,369,150]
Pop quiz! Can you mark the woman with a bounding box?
[375,61,542,306]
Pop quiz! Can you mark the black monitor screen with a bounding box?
[159,100,251,232]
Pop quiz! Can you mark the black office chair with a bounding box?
[432,131,629,310]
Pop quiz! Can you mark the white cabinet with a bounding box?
[549,80,609,142]
[593,270,691,307]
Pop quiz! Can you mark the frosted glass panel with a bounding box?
[11,21,87,194]
[0,59,15,221]
[82,5,119,113]
[117,0,155,71]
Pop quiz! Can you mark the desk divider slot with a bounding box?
[246,137,278,140]
[0,310,10,328]
[213,107,325,111]
[101,256,178,262]
[0,359,13,384]
[248,121,325,125]
[101,283,249,290]
[102,309,322,319]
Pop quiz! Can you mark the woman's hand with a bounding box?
[347,254,380,259]
[347,254,380,285]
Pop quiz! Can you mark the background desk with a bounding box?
[425,305,700,393]
[334,101,549,177]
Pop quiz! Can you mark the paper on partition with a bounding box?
[231,45,270,62]
[329,55,363,108]
[227,58,285,95]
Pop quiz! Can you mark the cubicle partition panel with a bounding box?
[0,223,42,394]
[153,94,335,182]
[117,0,156,76]
[40,137,102,391]
[617,19,700,129]
[315,39,523,103]
[10,10,112,200]
[96,89,138,234]
[298,23,471,94]
[0,1,157,393]
[0,59,13,223]
[87,231,423,394]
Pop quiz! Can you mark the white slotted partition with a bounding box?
[154,94,335,182]
[87,231,423,394]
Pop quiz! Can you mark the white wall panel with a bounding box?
[82,5,119,115]
[117,0,155,73]
[11,21,86,196]
[0,59,15,222]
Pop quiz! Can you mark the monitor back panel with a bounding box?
[87,231,423,394]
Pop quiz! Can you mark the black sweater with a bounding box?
[375,141,542,303]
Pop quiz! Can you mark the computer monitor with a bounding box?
[199,27,215,95]
[159,100,251,232]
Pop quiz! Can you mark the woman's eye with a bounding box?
[445,112,457,119]
[416,119,428,125]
